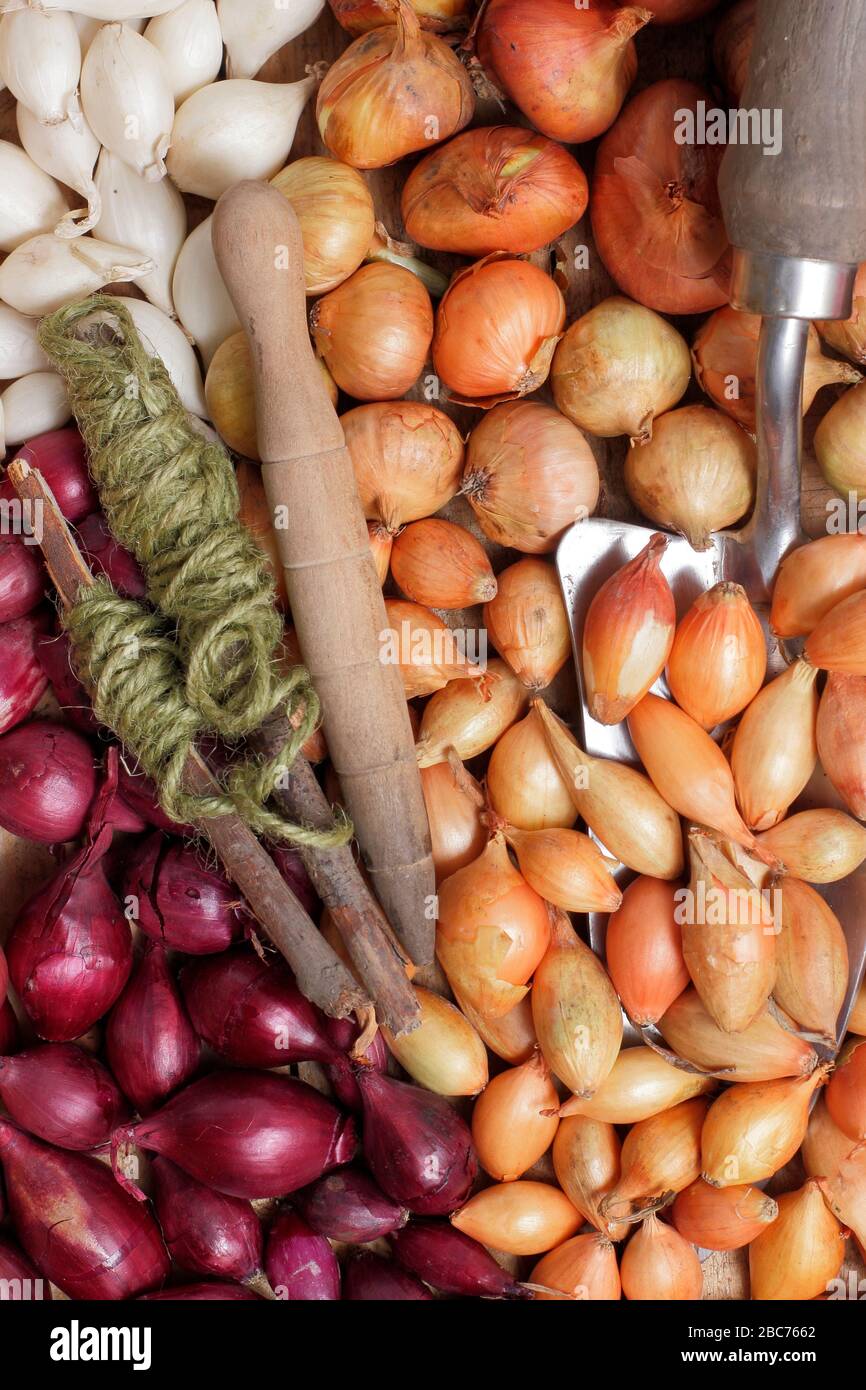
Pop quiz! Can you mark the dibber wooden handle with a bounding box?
[212,181,435,965]
[719,0,866,266]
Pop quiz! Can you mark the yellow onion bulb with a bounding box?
[532,908,622,1100]
[470,1049,560,1182]
[487,708,577,830]
[771,533,866,639]
[381,985,488,1096]
[453,987,537,1065]
[582,532,675,725]
[415,658,529,768]
[504,825,621,914]
[436,832,550,1018]
[817,673,866,819]
[391,517,496,609]
[316,0,474,169]
[477,0,650,145]
[553,1116,628,1241]
[343,400,464,534]
[483,557,570,692]
[311,262,433,400]
[601,1097,709,1225]
[329,0,473,35]
[817,261,866,365]
[692,306,860,432]
[701,1067,829,1187]
[826,1037,866,1142]
[559,1045,714,1125]
[658,990,818,1083]
[624,404,756,551]
[679,831,777,1034]
[383,598,479,698]
[774,877,849,1043]
[401,125,588,258]
[420,755,486,885]
[749,1180,845,1302]
[463,399,599,553]
[534,698,684,880]
[672,1179,778,1253]
[271,156,376,295]
[451,1180,581,1257]
[604,876,690,1027]
[530,1233,621,1301]
[814,379,866,499]
[730,658,819,832]
[621,1213,703,1301]
[206,331,337,460]
[628,695,758,854]
[433,255,566,407]
[552,295,691,444]
[668,582,766,729]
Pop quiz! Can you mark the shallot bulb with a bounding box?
[814,380,866,498]
[0,1235,51,1300]
[582,533,675,725]
[419,755,486,886]
[265,1210,340,1301]
[391,1220,532,1299]
[435,832,550,1018]
[503,825,621,914]
[343,1252,432,1300]
[817,673,866,818]
[271,156,375,297]
[391,518,496,609]
[121,1070,357,1200]
[401,125,589,258]
[668,582,766,729]
[749,1180,845,1302]
[316,0,474,169]
[0,1119,168,1302]
[470,1049,560,1183]
[381,985,488,1098]
[0,9,81,128]
[818,260,866,366]
[415,658,529,767]
[531,1232,622,1301]
[730,658,819,831]
[487,707,577,830]
[477,0,650,144]
[552,296,691,444]
[150,1157,263,1285]
[451,1180,581,1257]
[295,1168,408,1245]
[0,139,69,252]
[7,428,96,523]
[16,99,100,236]
[774,877,848,1044]
[0,612,50,737]
[105,941,201,1115]
[624,405,756,551]
[384,597,480,698]
[532,909,622,1101]
[600,1097,709,1225]
[484,557,570,692]
[432,254,565,407]
[462,399,599,553]
[758,809,866,884]
[605,876,690,1027]
[658,990,818,1083]
[558,1046,713,1126]
[826,1038,866,1142]
[672,1179,778,1252]
[771,533,866,639]
[592,79,730,315]
[553,1116,627,1241]
[700,1067,828,1187]
[0,1044,127,1152]
[693,307,860,431]
[123,833,244,954]
[0,539,45,626]
[621,1214,703,1301]
[356,1067,477,1216]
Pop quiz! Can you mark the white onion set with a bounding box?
[0,372,70,455]
[0,139,69,251]
[144,0,223,105]
[123,297,208,419]
[94,149,186,317]
[166,76,315,200]
[81,22,174,181]
[0,8,82,128]
[0,233,153,316]
[172,215,241,368]
[218,0,325,79]
[0,304,49,377]
[17,99,101,235]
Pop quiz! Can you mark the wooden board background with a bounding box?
[0,0,863,1302]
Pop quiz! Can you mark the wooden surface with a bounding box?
[0,0,863,1302]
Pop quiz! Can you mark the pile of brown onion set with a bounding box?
[2,0,866,1306]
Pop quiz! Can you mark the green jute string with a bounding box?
[39,296,351,849]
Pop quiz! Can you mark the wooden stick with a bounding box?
[251,711,419,1034]
[8,457,372,1028]
[212,182,436,966]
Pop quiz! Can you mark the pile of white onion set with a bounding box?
[1,0,866,1307]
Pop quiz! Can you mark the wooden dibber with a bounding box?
[213,181,436,966]
[8,457,374,1037]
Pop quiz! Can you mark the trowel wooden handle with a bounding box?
[719,0,866,266]
[212,181,435,966]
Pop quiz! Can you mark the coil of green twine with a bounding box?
[39,295,351,848]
